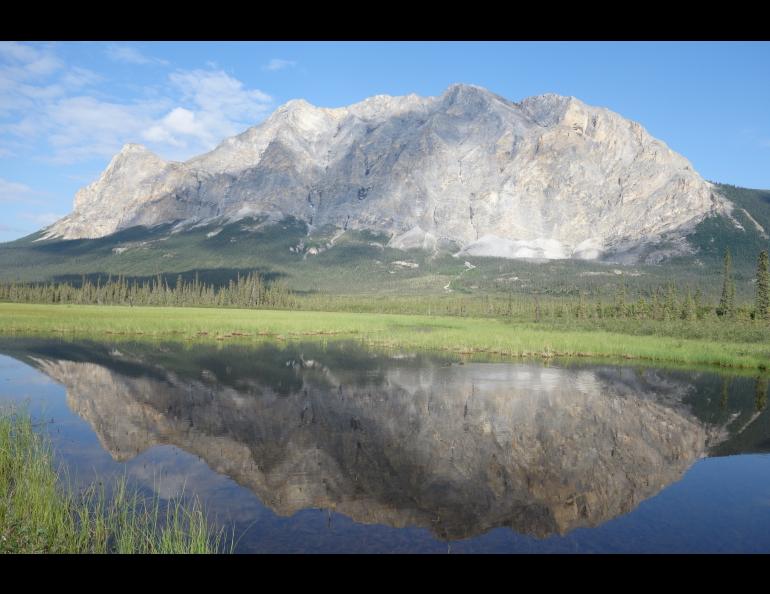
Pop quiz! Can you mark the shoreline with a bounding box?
[1,302,768,372]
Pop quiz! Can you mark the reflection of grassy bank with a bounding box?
[0,409,229,553]
[1,303,769,371]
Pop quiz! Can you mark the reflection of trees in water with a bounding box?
[721,377,730,410]
[756,377,768,412]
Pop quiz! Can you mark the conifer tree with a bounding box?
[720,377,729,409]
[755,376,768,412]
[717,249,735,318]
[664,283,678,320]
[755,250,769,321]
[694,288,703,320]
[614,284,627,318]
[681,288,695,321]
[577,291,587,319]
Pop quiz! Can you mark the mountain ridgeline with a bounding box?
[1,85,768,294]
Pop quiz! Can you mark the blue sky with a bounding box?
[1,41,769,242]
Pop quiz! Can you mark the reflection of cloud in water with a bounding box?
[574,370,601,394]
[127,446,201,500]
[2,359,59,386]
[118,445,268,525]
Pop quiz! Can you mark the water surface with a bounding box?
[1,337,769,553]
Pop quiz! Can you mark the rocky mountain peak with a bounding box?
[440,82,508,112]
[118,142,153,154]
[106,143,164,170]
[519,93,582,126]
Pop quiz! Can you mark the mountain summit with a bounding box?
[43,84,729,261]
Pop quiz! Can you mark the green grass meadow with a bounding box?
[2,302,768,371]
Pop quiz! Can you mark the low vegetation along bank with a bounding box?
[1,303,768,371]
[0,408,229,553]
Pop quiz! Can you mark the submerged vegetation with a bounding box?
[0,409,230,553]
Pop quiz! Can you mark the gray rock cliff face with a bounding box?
[43,84,729,260]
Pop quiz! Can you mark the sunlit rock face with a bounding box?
[30,349,712,540]
[43,84,728,262]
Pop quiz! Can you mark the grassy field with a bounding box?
[0,408,230,553]
[1,302,768,371]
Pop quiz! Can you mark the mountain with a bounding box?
[42,84,730,262]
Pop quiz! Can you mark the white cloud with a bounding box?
[1,44,275,164]
[0,177,34,202]
[0,42,41,63]
[169,69,272,111]
[39,95,169,163]
[144,107,204,148]
[263,58,296,71]
[105,45,169,66]
[0,44,65,116]
[60,66,103,88]
[0,43,103,156]
[0,41,64,91]
[142,70,273,155]
[0,42,63,79]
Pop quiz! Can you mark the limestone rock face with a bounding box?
[43,84,729,260]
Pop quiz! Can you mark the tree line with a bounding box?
[0,250,767,323]
[0,272,296,310]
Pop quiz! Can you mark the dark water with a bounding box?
[1,337,769,553]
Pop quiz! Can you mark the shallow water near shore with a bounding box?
[1,336,769,553]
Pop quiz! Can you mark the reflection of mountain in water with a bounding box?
[4,339,768,540]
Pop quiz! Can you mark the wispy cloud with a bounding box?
[1,44,275,163]
[61,66,103,88]
[0,42,105,159]
[41,95,170,163]
[19,211,64,227]
[263,58,296,72]
[0,177,34,202]
[105,45,169,66]
[0,42,66,116]
[143,69,272,155]
[0,42,62,79]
